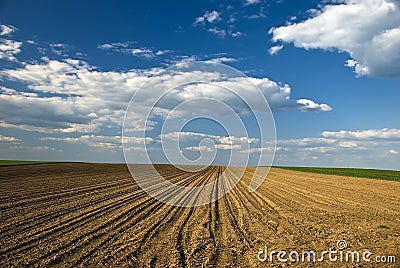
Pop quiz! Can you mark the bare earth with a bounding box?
[0,163,399,267]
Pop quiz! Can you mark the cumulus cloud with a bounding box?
[0,24,17,36]
[130,48,154,58]
[242,146,287,154]
[273,128,400,168]
[0,134,20,142]
[277,137,337,148]
[245,128,400,168]
[268,45,283,55]
[16,121,400,169]
[203,57,237,64]
[244,0,261,5]
[98,42,171,58]
[339,141,358,148]
[269,0,400,77]
[194,11,221,25]
[9,145,61,152]
[185,145,214,152]
[279,128,400,150]
[162,131,258,146]
[159,131,258,159]
[297,99,332,112]
[155,50,171,56]
[322,128,400,139]
[0,39,22,61]
[1,60,139,132]
[0,24,22,61]
[49,43,70,56]
[208,28,227,38]
[42,131,261,160]
[0,58,330,133]
[193,10,243,38]
[42,135,154,149]
[207,28,244,38]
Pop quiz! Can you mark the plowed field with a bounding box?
[1,163,399,267]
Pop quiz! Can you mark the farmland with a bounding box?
[0,163,399,267]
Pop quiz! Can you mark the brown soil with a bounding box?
[0,163,399,267]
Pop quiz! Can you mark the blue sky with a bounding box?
[0,0,399,169]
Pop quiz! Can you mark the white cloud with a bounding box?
[268,45,283,55]
[162,131,259,152]
[243,146,288,154]
[1,58,330,133]
[207,28,244,38]
[244,0,261,5]
[297,99,332,112]
[245,12,267,20]
[167,55,198,67]
[0,24,17,36]
[42,135,154,149]
[0,134,20,142]
[204,11,221,23]
[98,42,170,58]
[278,129,400,152]
[162,131,258,146]
[231,31,244,37]
[269,0,400,77]
[300,146,333,153]
[50,43,69,56]
[10,145,61,152]
[322,128,400,139]
[130,48,153,58]
[203,57,237,64]
[194,11,221,25]
[185,145,214,152]
[153,127,399,169]
[1,60,140,132]
[278,137,337,147]
[339,141,358,148]
[42,131,257,154]
[273,128,400,169]
[98,44,114,50]
[216,144,243,150]
[0,39,22,61]
[155,50,171,56]
[98,42,131,50]
[193,9,244,38]
[208,28,227,38]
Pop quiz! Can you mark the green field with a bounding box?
[0,160,50,166]
[276,166,400,182]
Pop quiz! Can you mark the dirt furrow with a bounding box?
[0,164,399,267]
[69,167,215,267]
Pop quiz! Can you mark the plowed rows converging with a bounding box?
[0,164,399,267]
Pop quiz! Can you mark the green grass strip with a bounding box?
[275,166,400,182]
[0,160,51,166]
